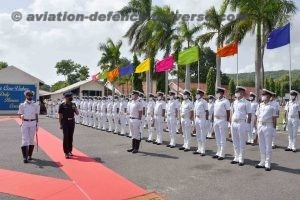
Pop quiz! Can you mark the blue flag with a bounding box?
[267,23,290,49]
[119,64,133,77]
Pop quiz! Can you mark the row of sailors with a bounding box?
[46,87,299,171]
[44,99,63,118]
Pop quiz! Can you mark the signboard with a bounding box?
[0,84,37,111]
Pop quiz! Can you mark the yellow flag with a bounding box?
[135,58,150,73]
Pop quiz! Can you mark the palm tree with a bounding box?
[196,6,227,89]
[174,20,201,90]
[222,0,297,96]
[98,38,123,71]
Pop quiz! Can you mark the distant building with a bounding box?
[0,66,44,115]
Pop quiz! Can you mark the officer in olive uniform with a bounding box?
[58,92,79,159]
[18,90,39,163]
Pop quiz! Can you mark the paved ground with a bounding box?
[0,116,299,200]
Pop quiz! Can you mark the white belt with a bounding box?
[196,116,206,119]
[288,116,299,119]
[214,116,226,120]
[258,121,273,126]
[233,119,246,123]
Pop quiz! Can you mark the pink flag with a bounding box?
[155,55,174,73]
[92,73,100,81]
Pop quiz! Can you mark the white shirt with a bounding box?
[180,99,193,119]
[285,100,300,119]
[119,100,127,115]
[92,100,98,111]
[256,102,277,123]
[194,98,208,118]
[100,100,107,114]
[270,100,280,116]
[129,100,143,118]
[214,97,230,118]
[18,101,39,119]
[83,100,88,110]
[146,100,155,117]
[107,101,113,114]
[167,99,178,117]
[232,98,251,120]
[154,100,166,117]
[250,101,259,115]
[96,101,101,112]
[112,101,119,114]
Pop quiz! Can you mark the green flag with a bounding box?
[97,71,107,79]
[178,46,199,65]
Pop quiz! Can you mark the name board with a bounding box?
[0,84,37,111]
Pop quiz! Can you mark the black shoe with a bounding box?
[217,157,224,160]
[65,154,70,159]
[246,142,251,145]
[146,140,151,143]
[285,148,292,151]
[231,160,238,164]
[127,149,134,152]
[272,145,276,149]
[28,156,33,161]
[179,147,185,150]
[255,164,265,169]
[212,155,219,159]
[156,143,162,145]
[127,139,135,152]
[184,149,190,152]
[68,152,73,156]
[170,146,175,148]
[166,144,171,147]
[200,153,206,157]
[21,146,29,164]
[23,159,28,163]
[132,149,138,154]
[193,151,200,155]
[153,141,157,144]
[238,162,244,166]
[265,167,271,171]
[292,149,297,153]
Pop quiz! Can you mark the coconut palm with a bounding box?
[196,6,227,89]
[222,0,297,96]
[98,38,123,71]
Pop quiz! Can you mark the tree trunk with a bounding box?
[215,56,221,88]
[255,22,262,99]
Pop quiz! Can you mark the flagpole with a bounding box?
[165,71,168,95]
[197,60,200,89]
[236,52,239,85]
[289,43,292,91]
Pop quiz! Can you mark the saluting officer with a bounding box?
[255,89,277,171]
[146,93,155,142]
[18,90,39,163]
[166,91,179,148]
[213,87,230,160]
[193,89,209,156]
[127,90,143,154]
[230,86,251,166]
[154,92,166,145]
[284,90,300,152]
[179,90,194,152]
[58,92,79,159]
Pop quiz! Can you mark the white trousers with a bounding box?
[120,114,126,135]
[146,116,154,141]
[155,116,164,144]
[88,111,93,126]
[181,118,192,149]
[92,111,97,127]
[101,113,107,130]
[107,113,113,131]
[287,118,299,150]
[195,118,208,153]
[213,119,228,157]
[257,124,273,168]
[247,118,256,143]
[167,116,177,146]
[129,119,141,140]
[231,121,247,162]
[113,113,120,133]
[21,121,36,146]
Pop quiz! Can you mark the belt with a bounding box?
[214,116,226,120]
[258,121,273,126]
[130,117,139,120]
[23,119,36,122]
[289,116,299,119]
[67,118,74,121]
[196,116,206,119]
[233,119,246,123]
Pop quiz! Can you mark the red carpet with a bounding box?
[0,118,147,200]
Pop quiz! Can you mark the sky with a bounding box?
[0,0,299,85]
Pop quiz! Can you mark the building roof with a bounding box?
[0,66,44,84]
[51,79,94,95]
[39,90,52,96]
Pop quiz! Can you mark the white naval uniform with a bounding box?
[194,98,208,154]
[207,101,214,138]
[270,100,280,147]
[154,99,166,144]
[180,99,194,149]
[119,99,128,135]
[82,100,88,126]
[18,101,39,146]
[213,97,230,158]
[247,101,258,143]
[285,100,300,150]
[92,100,98,128]
[139,99,146,136]
[127,100,132,137]
[88,100,93,127]
[176,99,181,133]
[75,99,81,124]
[80,99,84,124]
[112,100,120,133]
[231,98,251,163]
[146,100,155,141]
[256,102,277,168]
[166,99,179,146]
[96,100,102,129]
[107,100,113,132]
[101,100,108,130]
[128,99,143,140]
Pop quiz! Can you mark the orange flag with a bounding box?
[107,68,119,82]
[217,42,238,57]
